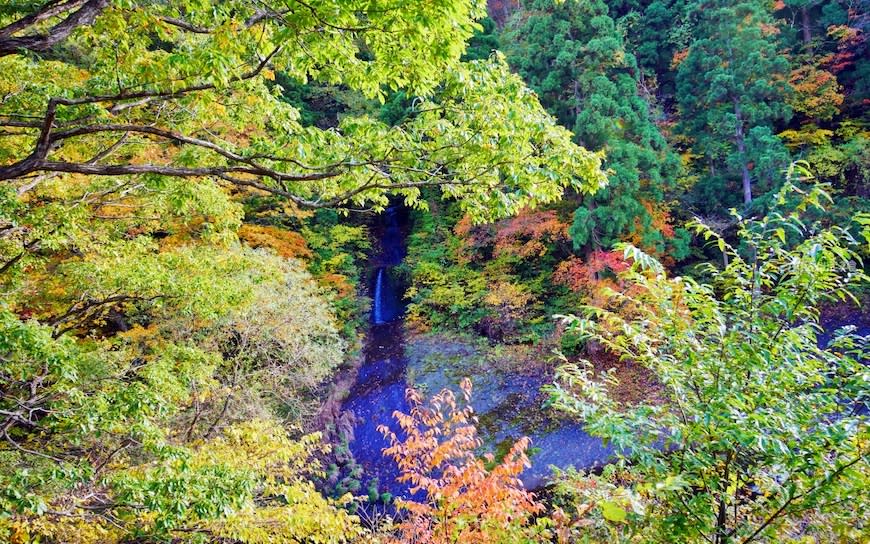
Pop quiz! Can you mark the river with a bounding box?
[340,205,410,500]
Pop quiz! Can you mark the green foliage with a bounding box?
[548,181,870,542]
[403,199,586,342]
[403,205,490,332]
[550,464,646,543]
[108,420,361,543]
[0,2,606,538]
[0,241,355,541]
[502,0,681,253]
[676,0,792,211]
[0,0,605,219]
[4,1,870,542]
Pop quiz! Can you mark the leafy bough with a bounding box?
[547,177,869,543]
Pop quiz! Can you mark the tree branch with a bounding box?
[0,0,85,39]
[0,0,108,57]
[158,16,212,34]
[0,46,282,183]
[49,293,168,338]
[39,159,339,182]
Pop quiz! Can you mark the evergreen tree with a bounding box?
[502,0,684,255]
[675,0,792,211]
[630,0,681,91]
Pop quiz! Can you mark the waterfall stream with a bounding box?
[372,268,385,324]
[340,205,619,501]
[340,205,413,500]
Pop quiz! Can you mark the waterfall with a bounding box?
[373,267,385,323]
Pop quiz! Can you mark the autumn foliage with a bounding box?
[378,379,543,544]
[238,224,313,260]
[788,64,844,121]
[553,251,629,298]
[492,210,569,259]
[825,21,866,74]
[455,209,569,261]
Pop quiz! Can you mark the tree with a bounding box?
[502,0,682,254]
[0,245,363,542]
[548,173,870,542]
[379,379,546,544]
[0,0,605,224]
[675,0,792,210]
[0,2,608,541]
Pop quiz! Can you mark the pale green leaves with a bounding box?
[0,0,606,219]
[550,181,869,542]
[600,500,627,523]
[271,56,606,219]
[613,242,664,275]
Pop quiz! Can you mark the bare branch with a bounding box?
[85,132,129,164]
[158,16,212,34]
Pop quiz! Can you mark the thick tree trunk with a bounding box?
[732,99,753,206]
[0,0,108,57]
[801,7,812,45]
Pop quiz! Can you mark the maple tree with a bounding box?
[491,209,570,260]
[553,250,629,303]
[787,63,845,122]
[379,379,545,544]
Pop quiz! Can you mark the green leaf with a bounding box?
[601,500,627,523]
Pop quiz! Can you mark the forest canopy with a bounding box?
[1,0,868,543]
[0,0,605,220]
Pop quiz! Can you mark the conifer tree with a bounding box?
[502,0,683,255]
[675,0,792,211]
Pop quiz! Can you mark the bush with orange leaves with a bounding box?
[378,379,547,544]
[453,209,570,264]
[553,251,630,307]
[238,224,313,260]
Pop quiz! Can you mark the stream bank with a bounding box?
[329,205,614,505]
[320,206,870,508]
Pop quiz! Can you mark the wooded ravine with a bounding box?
[1,1,868,543]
